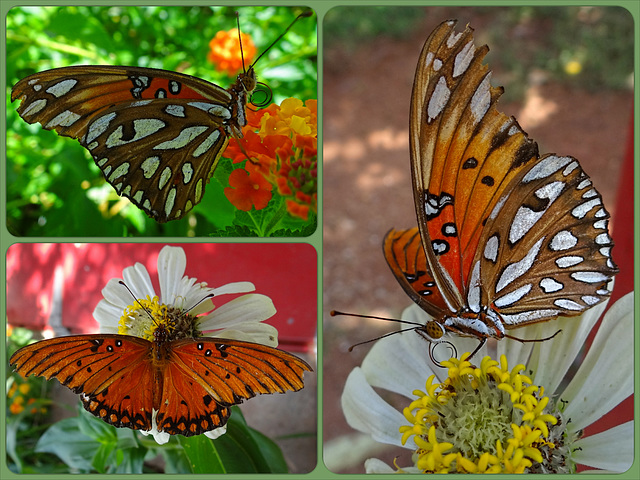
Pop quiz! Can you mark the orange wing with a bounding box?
[156,337,312,436]
[10,334,157,431]
[11,66,231,138]
[409,20,538,306]
[11,66,237,222]
[383,227,449,319]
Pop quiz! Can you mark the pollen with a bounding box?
[119,295,198,341]
[398,353,566,473]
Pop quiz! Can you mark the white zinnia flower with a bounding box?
[92,245,278,444]
[341,292,633,473]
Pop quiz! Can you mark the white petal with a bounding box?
[365,458,420,474]
[122,262,156,300]
[171,276,211,310]
[197,294,276,332]
[527,299,606,394]
[140,409,171,445]
[498,326,537,370]
[342,367,416,450]
[364,458,395,473]
[211,281,256,296]
[92,299,123,332]
[204,425,227,440]
[208,324,279,347]
[360,320,435,398]
[572,420,634,472]
[559,292,634,431]
[157,246,187,304]
[185,297,215,316]
[100,277,136,308]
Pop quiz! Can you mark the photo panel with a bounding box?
[323,5,634,474]
[7,5,317,237]
[6,243,317,474]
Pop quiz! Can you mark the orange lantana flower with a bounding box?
[207,29,256,76]
[225,98,317,220]
[224,161,272,211]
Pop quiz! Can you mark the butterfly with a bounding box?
[9,328,311,437]
[383,20,618,355]
[10,11,311,223]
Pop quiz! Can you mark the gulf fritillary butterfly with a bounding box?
[10,327,311,437]
[382,20,618,354]
[11,11,311,223]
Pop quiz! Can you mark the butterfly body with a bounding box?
[11,64,259,222]
[384,20,618,345]
[10,333,311,437]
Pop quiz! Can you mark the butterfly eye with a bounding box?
[423,321,445,341]
[241,69,258,92]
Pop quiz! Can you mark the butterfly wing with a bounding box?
[474,154,618,327]
[383,227,449,319]
[388,20,617,334]
[9,334,156,431]
[11,66,237,222]
[155,337,312,437]
[409,20,539,309]
[79,98,230,221]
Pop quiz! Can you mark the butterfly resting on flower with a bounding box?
[11,11,311,223]
[369,20,618,357]
[9,246,312,443]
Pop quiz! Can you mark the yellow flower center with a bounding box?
[119,295,199,342]
[399,354,568,473]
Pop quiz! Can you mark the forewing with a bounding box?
[10,334,156,431]
[11,66,232,138]
[155,337,311,436]
[410,20,539,306]
[11,65,234,222]
[383,227,449,319]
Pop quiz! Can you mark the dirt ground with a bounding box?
[322,8,633,473]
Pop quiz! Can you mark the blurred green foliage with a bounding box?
[324,5,633,98]
[7,5,317,236]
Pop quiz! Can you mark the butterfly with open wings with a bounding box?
[379,20,618,358]
[10,331,311,439]
[9,245,312,442]
[11,10,312,223]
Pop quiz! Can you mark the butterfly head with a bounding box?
[237,67,257,95]
[421,320,446,341]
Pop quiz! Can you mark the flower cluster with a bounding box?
[8,378,47,416]
[207,29,256,76]
[225,98,317,220]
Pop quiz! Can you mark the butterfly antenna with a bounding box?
[235,12,247,74]
[118,281,158,325]
[347,326,425,352]
[185,293,215,314]
[250,10,312,69]
[330,310,425,328]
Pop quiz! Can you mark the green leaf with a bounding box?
[175,407,289,473]
[176,434,226,473]
[159,446,192,473]
[35,417,99,473]
[246,426,289,473]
